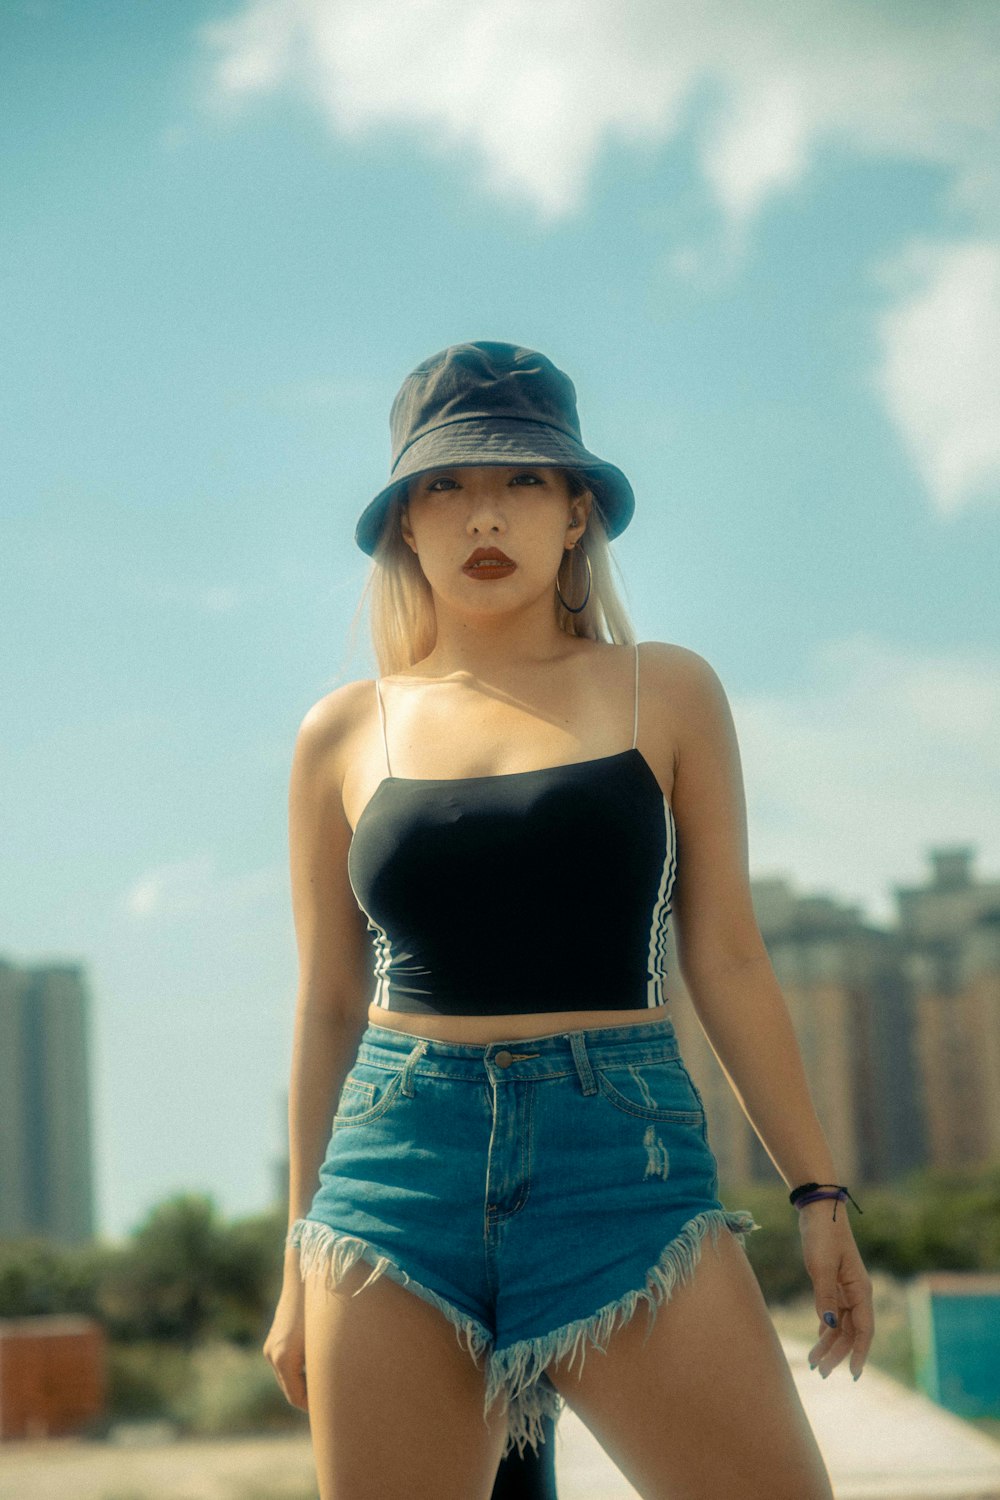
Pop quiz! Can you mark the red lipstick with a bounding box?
[462,545,517,580]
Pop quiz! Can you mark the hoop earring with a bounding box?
[555,543,592,614]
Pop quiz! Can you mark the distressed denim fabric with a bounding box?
[288,1014,760,1461]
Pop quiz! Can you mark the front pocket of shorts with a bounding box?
[595,1057,705,1123]
[332,1066,404,1128]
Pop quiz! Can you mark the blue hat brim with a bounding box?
[354,418,635,556]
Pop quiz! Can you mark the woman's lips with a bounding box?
[462,560,517,579]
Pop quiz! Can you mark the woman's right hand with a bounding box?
[263,1276,309,1412]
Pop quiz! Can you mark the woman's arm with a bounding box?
[662,645,838,1190]
[284,685,375,1281]
[662,643,875,1379]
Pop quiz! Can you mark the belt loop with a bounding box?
[569,1031,598,1096]
[400,1039,427,1097]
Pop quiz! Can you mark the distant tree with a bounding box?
[1,1168,997,1340]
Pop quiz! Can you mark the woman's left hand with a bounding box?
[797,1202,874,1381]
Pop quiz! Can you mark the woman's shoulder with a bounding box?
[291,676,379,780]
[649,647,740,770]
[637,638,719,684]
[636,640,733,728]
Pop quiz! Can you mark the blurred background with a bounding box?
[2,0,999,1489]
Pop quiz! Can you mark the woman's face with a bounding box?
[399,465,590,614]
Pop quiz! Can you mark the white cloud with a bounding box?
[873,239,1000,519]
[124,854,284,920]
[197,0,1000,230]
[699,72,812,234]
[199,0,685,221]
[195,1,1000,515]
[733,633,1000,926]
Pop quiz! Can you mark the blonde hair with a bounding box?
[348,469,636,677]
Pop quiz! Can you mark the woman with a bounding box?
[264,342,874,1500]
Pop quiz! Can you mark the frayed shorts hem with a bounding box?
[288,1205,761,1462]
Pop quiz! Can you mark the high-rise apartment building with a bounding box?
[0,957,96,1245]
[663,846,999,1190]
[898,848,1000,1169]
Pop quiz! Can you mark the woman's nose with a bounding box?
[467,501,506,531]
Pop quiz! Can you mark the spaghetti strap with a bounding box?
[632,641,640,750]
[374,678,392,777]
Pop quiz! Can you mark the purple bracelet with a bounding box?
[789,1182,864,1222]
[796,1189,846,1216]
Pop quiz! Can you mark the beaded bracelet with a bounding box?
[789,1181,864,1222]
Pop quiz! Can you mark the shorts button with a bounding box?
[495,1050,513,1068]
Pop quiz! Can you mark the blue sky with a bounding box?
[2,0,998,1243]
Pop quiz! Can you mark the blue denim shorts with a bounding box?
[287,1014,760,1461]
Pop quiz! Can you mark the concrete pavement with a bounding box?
[1,1336,999,1498]
[551,1336,1000,1499]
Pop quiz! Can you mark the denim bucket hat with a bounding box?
[354,341,636,556]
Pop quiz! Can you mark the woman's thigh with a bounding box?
[304,1258,510,1500]
[544,1227,834,1500]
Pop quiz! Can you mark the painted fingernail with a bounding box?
[808,1361,816,1370]
[821,1369,829,1379]
[853,1371,861,1382]
[823,1311,838,1328]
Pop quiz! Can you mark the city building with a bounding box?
[665,846,1000,1189]
[0,958,96,1245]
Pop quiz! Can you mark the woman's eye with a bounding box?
[425,472,543,492]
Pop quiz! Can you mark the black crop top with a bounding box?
[347,642,678,1017]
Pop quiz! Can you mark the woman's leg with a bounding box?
[544,1227,833,1500]
[305,1259,509,1500]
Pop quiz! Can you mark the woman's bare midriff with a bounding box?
[366,1001,672,1044]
